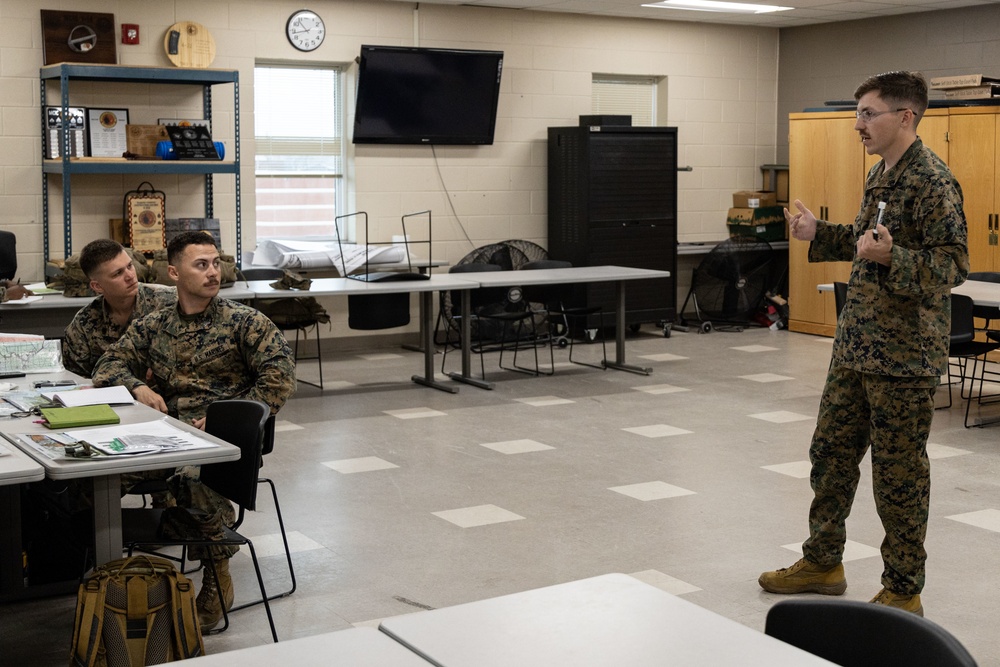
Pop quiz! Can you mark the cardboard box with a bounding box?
[760,165,789,203]
[732,191,777,208]
[726,206,786,242]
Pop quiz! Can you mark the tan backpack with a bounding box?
[69,555,204,667]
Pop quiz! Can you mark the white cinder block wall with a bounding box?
[0,0,779,341]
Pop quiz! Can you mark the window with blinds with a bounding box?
[592,75,658,127]
[254,64,345,239]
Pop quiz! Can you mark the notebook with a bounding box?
[39,404,121,429]
[47,385,135,407]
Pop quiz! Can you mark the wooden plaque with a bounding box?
[126,193,166,254]
[41,10,117,66]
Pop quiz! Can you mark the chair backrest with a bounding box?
[833,281,848,318]
[449,262,507,311]
[0,230,15,281]
[951,293,976,345]
[764,599,977,667]
[200,399,270,512]
[521,259,573,308]
[968,272,1000,284]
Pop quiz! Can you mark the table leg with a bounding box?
[402,266,434,353]
[412,290,459,393]
[447,288,494,390]
[92,473,122,565]
[603,280,652,375]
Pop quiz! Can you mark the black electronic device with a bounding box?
[353,45,503,145]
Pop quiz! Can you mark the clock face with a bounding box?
[286,10,325,52]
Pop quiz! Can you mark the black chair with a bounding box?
[244,267,324,390]
[438,263,506,380]
[833,281,848,318]
[521,259,607,370]
[0,230,15,281]
[123,400,295,643]
[943,293,1000,427]
[765,598,977,666]
[477,281,552,377]
[968,272,1000,340]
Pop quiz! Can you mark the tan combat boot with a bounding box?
[870,588,923,616]
[758,557,847,595]
[196,558,235,631]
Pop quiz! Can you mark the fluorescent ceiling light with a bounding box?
[643,0,793,13]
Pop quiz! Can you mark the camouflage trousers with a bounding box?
[802,364,937,596]
[122,466,237,561]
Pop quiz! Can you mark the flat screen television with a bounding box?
[353,45,503,145]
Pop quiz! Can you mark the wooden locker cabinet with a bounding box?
[947,108,1000,272]
[786,108,951,336]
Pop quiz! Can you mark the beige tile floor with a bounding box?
[3,325,999,664]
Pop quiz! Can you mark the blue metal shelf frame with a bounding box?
[40,64,241,263]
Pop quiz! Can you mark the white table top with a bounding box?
[470,265,671,287]
[953,279,1000,308]
[0,285,255,311]
[0,392,240,480]
[246,274,480,298]
[183,627,432,666]
[379,573,834,666]
[0,438,45,486]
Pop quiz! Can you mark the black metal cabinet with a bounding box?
[547,125,678,330]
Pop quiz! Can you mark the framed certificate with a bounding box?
[87,108,129,157]
[124,182,166,253]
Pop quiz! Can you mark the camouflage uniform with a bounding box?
[93,296,296,558]
[803,138,968,595]
[61,284,176,377]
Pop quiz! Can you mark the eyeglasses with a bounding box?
[855,108,910,123]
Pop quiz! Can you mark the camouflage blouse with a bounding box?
[92,297,296,423]
[809,138,969,377]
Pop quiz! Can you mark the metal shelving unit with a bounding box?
[40,63,241,262]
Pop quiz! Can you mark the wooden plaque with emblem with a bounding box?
[123,182,166,254]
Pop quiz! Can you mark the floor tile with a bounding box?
[236,530,325,558]
[357,353,404,361]
[480,439,554,454]
[637,352,688,362]
[322,456,400,474]
[630,569,702,595]
[749,410,814,423]
[739,373,794,383]
[274,421,305,433]
[622,424,694,438]
[432,504,526,528]
[946,508,1000,533]
[513,396,575,406]
[730,345,779,353]
[926,443,971,459]
[631,383,690,394]
[383,407,448,419]
[782,539,881,562]
[761,461,812,478]
[608,481,696,501]
[318,380,358,391]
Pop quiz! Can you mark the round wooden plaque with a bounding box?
[163,21,216,68]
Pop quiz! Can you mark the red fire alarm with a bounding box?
[122,24,140,45]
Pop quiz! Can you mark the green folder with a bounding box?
[40,404,120,429]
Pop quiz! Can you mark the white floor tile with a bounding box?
[480,439,554,454]
[630,569,702,595]
[320,380,359,390]
[761,461,812,478]
[622,424,694,438]
[383,407,448,419]
[273,421,305,433]
[322,456,400,473]
[782,539,880,562]
[926,443,971,459]
[432,504,526,528]
[739,373,794,383]
[608,481,696,501]
[513,396,575,406]
[632,384,690,395]
[731,345,779,353]
[946,508,1000,533]
[235,530,325,558]
[357,353,404,361]
[638,352,688,362]
[750,410,814,423]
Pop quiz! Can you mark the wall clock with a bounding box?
[286,9,325,52]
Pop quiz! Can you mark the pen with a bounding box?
[873,201,886,241]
